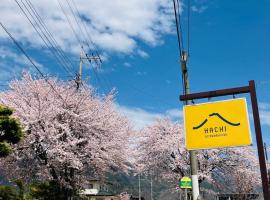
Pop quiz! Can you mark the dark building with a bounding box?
[130,197,145,200]
[215,193,259,200]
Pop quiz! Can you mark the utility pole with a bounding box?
[76,47,84,90]
[79,48,83,86]
[150,176,153,200]
[264,143,270,189]
[264,143,268,172]
[181,50,200,199]
[264,143,268,160]
[138,174,141,200]
[76,46,102,90]
[184,188,188,200]
[76,48,84,89]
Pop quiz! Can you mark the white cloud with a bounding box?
[0,0,176,55]
[166,80,172,84]
[260,110,270,126]
[116,105,163,129]
[191,5,208,13]
[259,103,270,126]
[137,49,149,59]
[116,102,270,131]
[0,47,44,81]
[123,62,132,68]
[115,104,183,130]
[165,108,183,120]
[260,102,270,110]
[136,71,147,76]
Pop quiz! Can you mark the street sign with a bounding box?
[179,176,192,189]
[183,98,252,150]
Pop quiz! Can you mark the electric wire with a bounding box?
[24,0,77,75]
[56,0,110,93]
[173,0,185,96]
[65,0,102,67]
[176,0,184,50]
[0,22,66,102]
[24,0,74,73]
[173,0,192,97]
[81,48,111,94]
[187,0,191,57]
[90,61,114,94]
[172,0,183,58]
[57,0,106,91]
[14,0,75,77]
[3,1,106,97]
[65,0,88,46]
[19,0,75,76]
[70,0,102,63]
[57,0,83,46]
[84,59,112,94]
[62,0,108,93]
[67,0,104,92]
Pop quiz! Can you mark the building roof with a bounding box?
[216,193,259,199]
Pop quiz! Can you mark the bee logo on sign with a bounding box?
[183,98,252,150]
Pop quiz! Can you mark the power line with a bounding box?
[69,0,102,62]
[173,0,185,95]
[172,0,192,96]
[57,0,101,90]
[187,0,191,57]
[58,0,108,93]
[0,22,66,102]
[66,0,103,71]
[61,2,108,94]
[0,22,42,76]
[14,0,75,77]
[81,48,111,94]
[173,0,191,57]
[176,0,184,50]
[65,0,88,45]
[65,0,102,66]
[57,0,83,46]
[24,0,77,74]
[18,0,74,75]
[173,0,183,57]
[62,0,107,93]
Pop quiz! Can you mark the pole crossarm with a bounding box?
[180,85,250,101]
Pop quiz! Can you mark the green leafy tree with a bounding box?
[0,185,18,199]
[0,105,23,157]
[29,181,67,200]
[14,179,25,200]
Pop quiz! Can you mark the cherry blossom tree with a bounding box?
[0,73,131,191]
[136,118,261,194]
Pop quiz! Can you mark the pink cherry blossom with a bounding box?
[136,118,261,194]
[0,73,131,189]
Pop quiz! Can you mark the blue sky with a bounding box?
[0,0,270,145]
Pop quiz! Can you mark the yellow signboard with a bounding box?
[179,176,192,189]
[183,98,252,150]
